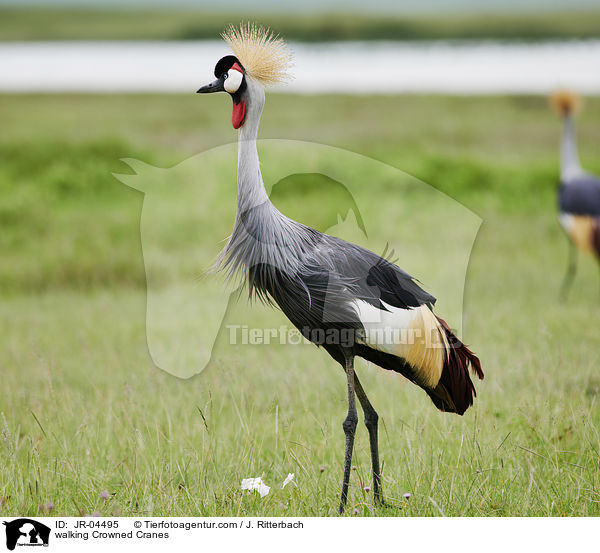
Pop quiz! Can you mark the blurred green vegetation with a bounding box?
[1,8,599,41]
[1,93,600,516]
[1,93,598,294]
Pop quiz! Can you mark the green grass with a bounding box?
[1,7,600,42]
[1,93,600,516]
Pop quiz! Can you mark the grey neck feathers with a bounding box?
[236,79,269,214]
[561,115,584,181]
[218,77,311,284]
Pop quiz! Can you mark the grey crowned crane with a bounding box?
[197,23,484,513]
[551,90,600,298]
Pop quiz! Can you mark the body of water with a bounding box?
[1,39,598,94]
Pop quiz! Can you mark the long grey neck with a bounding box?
[561,114,583,181]
[236,80,270,215]
[219,78,308,282]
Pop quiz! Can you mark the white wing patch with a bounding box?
[352,300,448,388]
[560,213,596,253]
[559,213,574,233]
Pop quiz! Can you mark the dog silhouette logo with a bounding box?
[3,519,50,550]
[114,141,480,379]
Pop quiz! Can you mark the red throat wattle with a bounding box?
[232,101,246,129]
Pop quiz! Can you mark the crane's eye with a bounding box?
[224,69,243,93]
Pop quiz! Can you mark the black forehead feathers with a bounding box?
[214,56,244,78]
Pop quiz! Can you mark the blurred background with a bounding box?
[1,0,600,517]
[2,0,600,93]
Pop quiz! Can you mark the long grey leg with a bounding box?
[353,372,383,505]
[339,355,358,514]
[560,241,577,300]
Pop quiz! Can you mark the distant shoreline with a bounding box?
[2,40,599,94]
[1,7,599,42]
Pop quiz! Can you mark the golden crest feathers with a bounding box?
[221,22,292,86]
[549,89,582,116]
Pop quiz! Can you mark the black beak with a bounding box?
[197,77,225,94]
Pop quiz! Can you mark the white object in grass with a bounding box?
[241,477,270,498]
[282,473,295,488]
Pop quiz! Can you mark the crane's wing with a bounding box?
[250,228,436,332]
[314,234,482,417]
[250,227,482,416]
[319,233,437,310]
[559,173,600,216]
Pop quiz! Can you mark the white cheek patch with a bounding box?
[224,69,243,93]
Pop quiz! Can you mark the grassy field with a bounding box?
[1,92,600,517]
[1,7,600,42]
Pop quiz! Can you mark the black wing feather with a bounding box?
[321,235,436,310]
